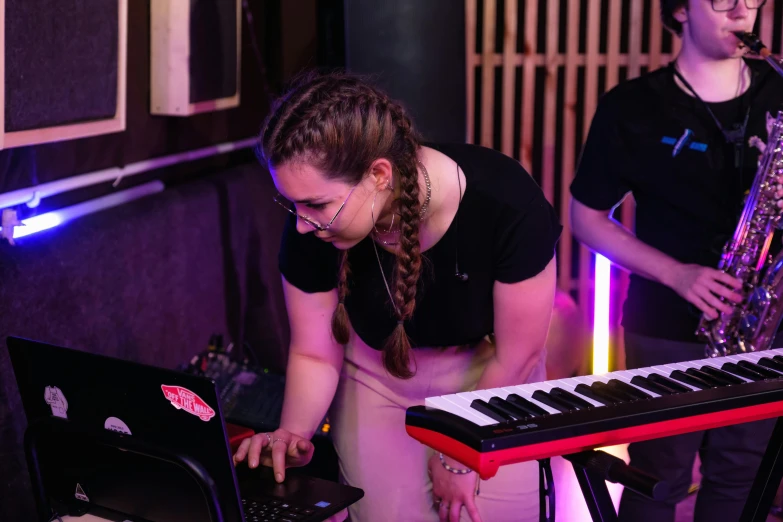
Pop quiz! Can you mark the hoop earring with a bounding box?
[371,189,399,245]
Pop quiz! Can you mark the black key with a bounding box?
[669,369,714,390]
[505,394,549,417]
[574,383,620,405]
[699,365,744,385]
[758,357,783,373]
[551,387,593,410]
[489,396,532,420]
[774,355,783,366]
[593,381,634,402]
[647,373,691,393]
[470,399,515,422]
[607,379,652,400]
[685,367,726,387]
[722,362,765,381]
[737,360,781,379]
[630,375,674,396]
[532,390,576,413]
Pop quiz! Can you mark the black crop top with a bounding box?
[278,142,563,350]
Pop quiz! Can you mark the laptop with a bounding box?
[6,336,364,522]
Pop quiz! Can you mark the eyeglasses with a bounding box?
[273,184,359,232]
[711,0,767,12]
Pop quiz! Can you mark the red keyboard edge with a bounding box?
[406,399,783,480]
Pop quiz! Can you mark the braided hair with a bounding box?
[258,71,423,379]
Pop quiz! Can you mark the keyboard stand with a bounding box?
[562,450,669,522]
[740,416,783,522]
[24,419,225,522]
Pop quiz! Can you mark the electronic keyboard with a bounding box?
[405,348,783,480]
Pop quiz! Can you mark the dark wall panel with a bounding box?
[343,0,466,143]
[5,0,119,131]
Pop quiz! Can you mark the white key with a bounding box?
[425,395,497,426]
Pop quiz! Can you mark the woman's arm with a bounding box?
[279,276,345,440]
[234,276,345,481]
[475,256,557,391]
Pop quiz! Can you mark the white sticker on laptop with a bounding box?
[44,386,68,419]
[104,416,132,435]
[75,483,89,502]
[161,385,216,422]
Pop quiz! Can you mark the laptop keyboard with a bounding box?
[242,497,322,521]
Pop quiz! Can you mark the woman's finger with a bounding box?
[247,434,268,468]
[448,501,463,522]
[233,438,251,464]
[464,496,484,522]
[439,500,450,522]
[271,438,289,482]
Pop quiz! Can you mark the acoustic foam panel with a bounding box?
[1,0,127,149]
[151,0,241,116]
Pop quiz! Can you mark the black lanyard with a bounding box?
[671,61,751,169]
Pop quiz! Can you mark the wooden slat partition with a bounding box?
[465,0,783,370]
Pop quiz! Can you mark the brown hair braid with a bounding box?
[258,71,424,379]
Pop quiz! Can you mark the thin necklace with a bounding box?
[371,161,460,319]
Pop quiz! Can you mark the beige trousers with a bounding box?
[329,334,545,522]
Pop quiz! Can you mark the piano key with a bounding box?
[699,365,745,385]
[652,366,700,391]
[504,393,552,417]
[591,381,634,402]
[550,388,594,410]
[647,372,692,393]
[551,379,606,407]
[470,399,516,422]
[607,371,661,398]
[737,360,781,379]
[668,370,714,390]
[489,396,532,420]
[630,375,675,396]
[774,355,783,366]
[722,362,765,381]
[757,357,783,373]
[505,386,565,415]
[531,390,577,413]
[573,383,621,405]
[686,367,732,386]
[451,393,508,418]
[424,396,497,426]
[608,378,654,399]
[699,359,752,383]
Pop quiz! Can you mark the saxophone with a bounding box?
[697,32,783,358]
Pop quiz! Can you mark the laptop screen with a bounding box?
[7,336,245,522]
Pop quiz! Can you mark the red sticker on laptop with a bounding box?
[161,385,215,422]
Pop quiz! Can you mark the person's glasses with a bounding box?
[712,0,766,12]
[273,184,359,232]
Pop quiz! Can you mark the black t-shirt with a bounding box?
[571,59,783,342]
[278,142,563,350]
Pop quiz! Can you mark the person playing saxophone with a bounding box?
[569,1,783,521]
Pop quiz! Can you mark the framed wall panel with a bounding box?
[151,0,242,116]
[0,0,128,149]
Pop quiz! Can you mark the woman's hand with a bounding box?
[233,428,314,482]
[428,453,483,522]
[666,263,743,319]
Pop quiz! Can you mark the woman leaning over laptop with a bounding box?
[233,71,562,522]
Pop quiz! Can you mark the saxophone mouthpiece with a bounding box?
[734,31,771,58]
